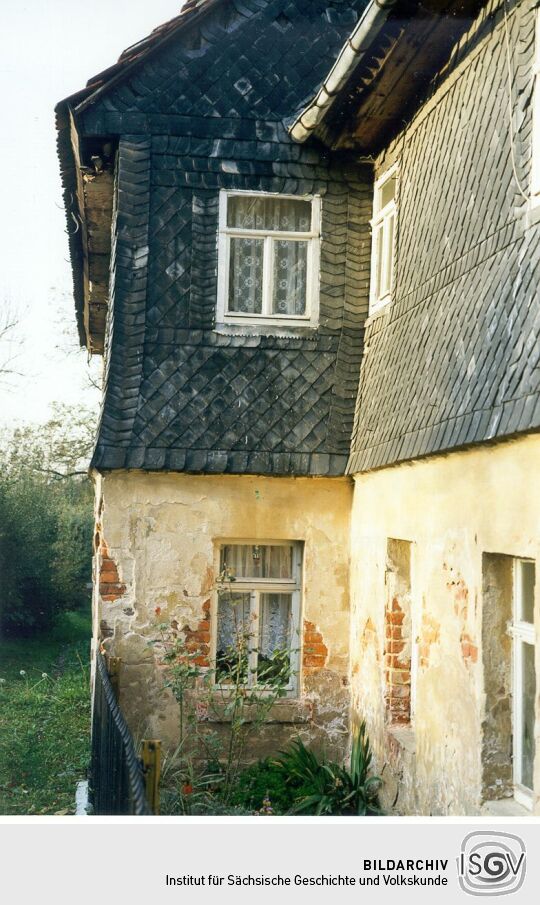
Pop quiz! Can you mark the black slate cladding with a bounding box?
[347,1,540,473]
[69,0,372,476]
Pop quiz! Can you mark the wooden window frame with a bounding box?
[369,165,398,314]
[509,557,536,809]
[216,190,321,328]
[212,540,303,695]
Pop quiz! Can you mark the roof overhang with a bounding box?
[55,0,222,352]
[290,0,485,152]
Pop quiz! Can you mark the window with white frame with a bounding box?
[511,558,536,808]
[215,542,302,692]
[531,8,540,201]
[216,192,320,327]
[369,167,397,312]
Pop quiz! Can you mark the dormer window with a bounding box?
[217,191,320,328]
[369,166,397,313]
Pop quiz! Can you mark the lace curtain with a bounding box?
[227,196,310,316]
[216,592,292,661]
[272,240,307,315]
[259,593,291,657]
[220,544,293,579]
[228,237,263,313]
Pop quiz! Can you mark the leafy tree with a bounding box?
[0,405,96,636]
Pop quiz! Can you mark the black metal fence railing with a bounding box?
[90,650,152,815]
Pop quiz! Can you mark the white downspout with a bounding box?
[290,0,399,142]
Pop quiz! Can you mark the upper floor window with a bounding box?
[217,191,320,328]
[369,166,397,313]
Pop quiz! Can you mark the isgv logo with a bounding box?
[458,832,526,896]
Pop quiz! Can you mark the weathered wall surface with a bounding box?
[93,471,352,760]
[350,434,540,816]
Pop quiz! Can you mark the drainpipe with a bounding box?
[290,0,399,143]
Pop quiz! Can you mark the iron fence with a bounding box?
[89,650,152,815]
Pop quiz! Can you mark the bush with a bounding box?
[0,407,95,637]
[274,723,383,816]
[228,758,299,815]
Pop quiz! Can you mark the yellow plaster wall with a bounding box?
[350,434,540,815]
[93,471,352,758]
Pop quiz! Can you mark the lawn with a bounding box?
[0,610,92,815]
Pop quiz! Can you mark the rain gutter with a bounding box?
[289,0,400,143]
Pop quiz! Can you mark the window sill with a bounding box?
[200,698,312,725]
[213,322,318,338]
[364,303,391,329]
[522,197,540,231]
[481,799,532,817]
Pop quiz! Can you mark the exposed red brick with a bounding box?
[302,619,328,670]
[98,541,126,602]
[460,632,478,665]
[181,599,211,667]
[384,596,412,725]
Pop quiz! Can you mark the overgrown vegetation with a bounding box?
[153,593,382,816]
[0,404,95,636]
[154,587,295,815]
[0,611,91,815]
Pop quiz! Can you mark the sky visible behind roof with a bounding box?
[0,0,183,428]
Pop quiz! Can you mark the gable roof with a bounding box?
[55,0,225,350]
[65,1,221,115]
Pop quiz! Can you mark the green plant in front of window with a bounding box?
[208,573,296,802]
[150,577,298,813]
[274,722,383,816]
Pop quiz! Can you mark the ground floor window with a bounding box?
[511,558,536,808]
[214,542,302,693]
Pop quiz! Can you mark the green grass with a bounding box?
[0,610,92,815]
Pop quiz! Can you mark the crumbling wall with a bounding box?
[92,471,352,762]
[350,433,540,816]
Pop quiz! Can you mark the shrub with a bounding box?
[228,758,300,814]
[275,722,383,816]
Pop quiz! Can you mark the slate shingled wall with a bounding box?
[348,0,540,474]
[78,0,372,475]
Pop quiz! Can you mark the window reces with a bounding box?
[215,542,302,691]
[370,168,397,312]
[217,192,320,327]
[512,558,536,808]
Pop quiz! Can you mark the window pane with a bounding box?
[258,593,292,685]
[520,640,536,790]
[375,224,384,300]
[381,212,395,296]
[227,195,312,232]
[272,240,308,315]
[379,175,396,211]
[228,237,264,313]
[216,591,251,683]
[220,544,293,580]
[519,561,535,624]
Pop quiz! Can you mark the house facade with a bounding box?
[57,0,540,815]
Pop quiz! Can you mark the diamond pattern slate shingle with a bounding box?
[88,0,371,476]
[347,1,540,474]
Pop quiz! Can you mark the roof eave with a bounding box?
[289,0,400,144]
[55,100,87,347]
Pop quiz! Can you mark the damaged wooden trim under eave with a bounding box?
[68,109,114,355]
